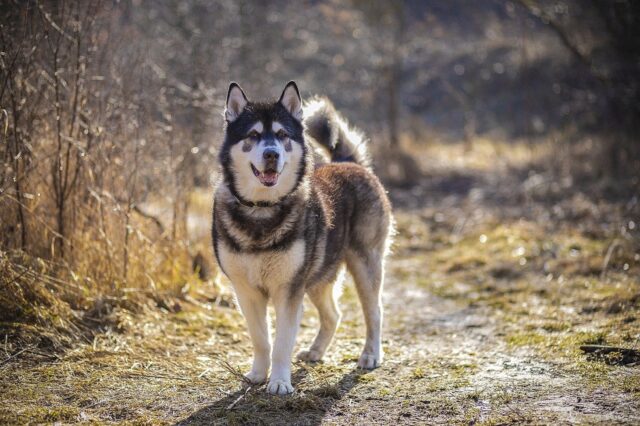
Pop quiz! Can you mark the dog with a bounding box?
[212,81,393,395]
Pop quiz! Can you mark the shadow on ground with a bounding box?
[176,367,367,425]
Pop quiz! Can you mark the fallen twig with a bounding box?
[226,385,252,410]
[217,358,251,385]
[122,371,191,381]
[0,345,32,366]
[198,368,212,378]
[25,348,61,361]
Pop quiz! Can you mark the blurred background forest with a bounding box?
[1,0,639,372]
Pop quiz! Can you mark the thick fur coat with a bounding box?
[212,82,393,394]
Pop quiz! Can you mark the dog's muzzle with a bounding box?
[251,149,280,187]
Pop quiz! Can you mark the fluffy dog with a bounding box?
[212,81,393,394]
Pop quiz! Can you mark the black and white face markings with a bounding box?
[241,121,292,170]
[220,82,307,205]
[272,121,293,153]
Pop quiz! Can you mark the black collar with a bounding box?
[227,178,305,208]
[233,194,285,208]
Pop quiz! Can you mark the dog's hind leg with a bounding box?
[234,284,271,384]
[347,250,384,369]
[297,274,343,362]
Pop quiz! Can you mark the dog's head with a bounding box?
[219,81,308,205]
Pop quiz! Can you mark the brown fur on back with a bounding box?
[300,162,392,292]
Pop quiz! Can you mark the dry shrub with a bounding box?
[0,198,209,351]
[0,2,218,351]
[0,186,213,354]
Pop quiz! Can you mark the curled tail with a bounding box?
[304,97,371,168]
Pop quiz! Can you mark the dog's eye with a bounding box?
[276,129,288,139]
[248,130,260,140]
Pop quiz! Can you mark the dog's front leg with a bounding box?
[268,289,303,395]
[233,283,270,385]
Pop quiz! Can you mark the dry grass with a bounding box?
[2,136,640,424]
[0,197,217,353]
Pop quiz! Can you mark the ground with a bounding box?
[2,140,639,425]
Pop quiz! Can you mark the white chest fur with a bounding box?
[218,239,306,292]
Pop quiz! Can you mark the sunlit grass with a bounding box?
[398,133,555,173]
[2,136,639,424]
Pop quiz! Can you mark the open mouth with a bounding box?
[251,163,279,187]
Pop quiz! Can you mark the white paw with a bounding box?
[244,370,267,385]
[296,349,323,362]
[357,352,382,369]
[267,379,294,395]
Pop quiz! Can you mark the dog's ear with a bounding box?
[278,81,302,121]
[225,82,248,122]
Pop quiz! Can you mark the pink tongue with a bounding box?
[260,171,278,185]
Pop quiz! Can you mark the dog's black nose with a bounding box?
[263,149,279,162]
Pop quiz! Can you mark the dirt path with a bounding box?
[2,161,640,424]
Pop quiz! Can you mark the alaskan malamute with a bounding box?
[212,81,393,395]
